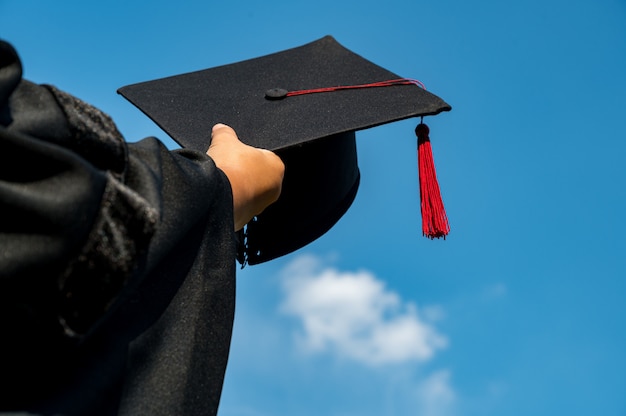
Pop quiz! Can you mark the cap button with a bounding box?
[265,88,288,100]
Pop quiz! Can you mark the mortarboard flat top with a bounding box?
[118,35,451,265]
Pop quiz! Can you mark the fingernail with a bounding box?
[212,123,227,132]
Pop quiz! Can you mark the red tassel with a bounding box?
[416,123,450,239]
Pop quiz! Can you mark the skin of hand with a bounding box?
[207,123,285,231]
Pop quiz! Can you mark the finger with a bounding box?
[211,123,237,141]
[212,122,230,133]
[208,123,240,154]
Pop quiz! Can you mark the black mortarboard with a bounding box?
[118,35,451,265]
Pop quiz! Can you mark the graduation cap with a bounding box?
[118,35,451,265]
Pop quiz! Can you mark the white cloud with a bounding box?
[416,370,456,416]
[279,254,448,366]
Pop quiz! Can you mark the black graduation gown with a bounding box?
[0,41,236,415]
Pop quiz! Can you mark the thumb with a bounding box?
[209,123,238,148]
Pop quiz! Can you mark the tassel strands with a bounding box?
[415,123,450,239]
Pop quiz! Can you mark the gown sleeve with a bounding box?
[0,41,236,415]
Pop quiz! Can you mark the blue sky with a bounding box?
[2,0,625,415]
